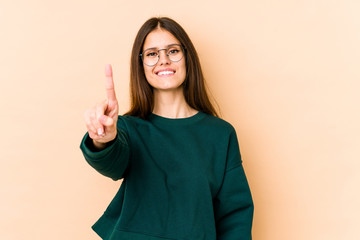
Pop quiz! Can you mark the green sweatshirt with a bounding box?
[80,112,254,240]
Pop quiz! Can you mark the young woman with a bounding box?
[81,17,254,240]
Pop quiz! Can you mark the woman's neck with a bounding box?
[152,88,198,119]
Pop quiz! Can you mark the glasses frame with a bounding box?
[140,44,186,67]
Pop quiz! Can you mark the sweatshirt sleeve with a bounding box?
[79,126,130,181]
[214,129,254,240]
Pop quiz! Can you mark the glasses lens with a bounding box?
[142,49,158,66]
[167,45,184,62]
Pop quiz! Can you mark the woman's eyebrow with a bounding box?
[143,43,180,52]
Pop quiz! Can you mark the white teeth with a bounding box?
[157,71,174,76]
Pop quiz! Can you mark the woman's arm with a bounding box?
[80,125,130,181]
[214,130,254,239]
[80,64,129,180]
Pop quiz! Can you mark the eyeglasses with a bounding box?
[140,44,185,67]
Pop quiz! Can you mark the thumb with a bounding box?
[99,115,114,126]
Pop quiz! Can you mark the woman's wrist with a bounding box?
[92,136,116,151]
[92,140,108,150]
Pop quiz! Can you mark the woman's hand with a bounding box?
[84,64,119,149]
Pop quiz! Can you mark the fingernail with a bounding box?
[97,128,104,136]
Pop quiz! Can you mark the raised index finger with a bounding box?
[105,64,117,102]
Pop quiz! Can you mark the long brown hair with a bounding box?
[125,17,219,119]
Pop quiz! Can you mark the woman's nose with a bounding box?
[157,49,171,65]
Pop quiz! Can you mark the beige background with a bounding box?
[1,0,359,239]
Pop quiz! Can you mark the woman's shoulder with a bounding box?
[118,114,144,122]
[113,114,148,133]
[200,112,236,134]
[117,114,150,127]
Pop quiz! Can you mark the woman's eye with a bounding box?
[146,52,157,57]
[168,49,179,55]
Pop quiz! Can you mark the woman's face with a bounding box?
[142,28,186,92]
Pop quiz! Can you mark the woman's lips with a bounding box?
[155,68,176,76]
[157,71,175,76]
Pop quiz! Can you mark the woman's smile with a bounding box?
[155,68,176,77]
